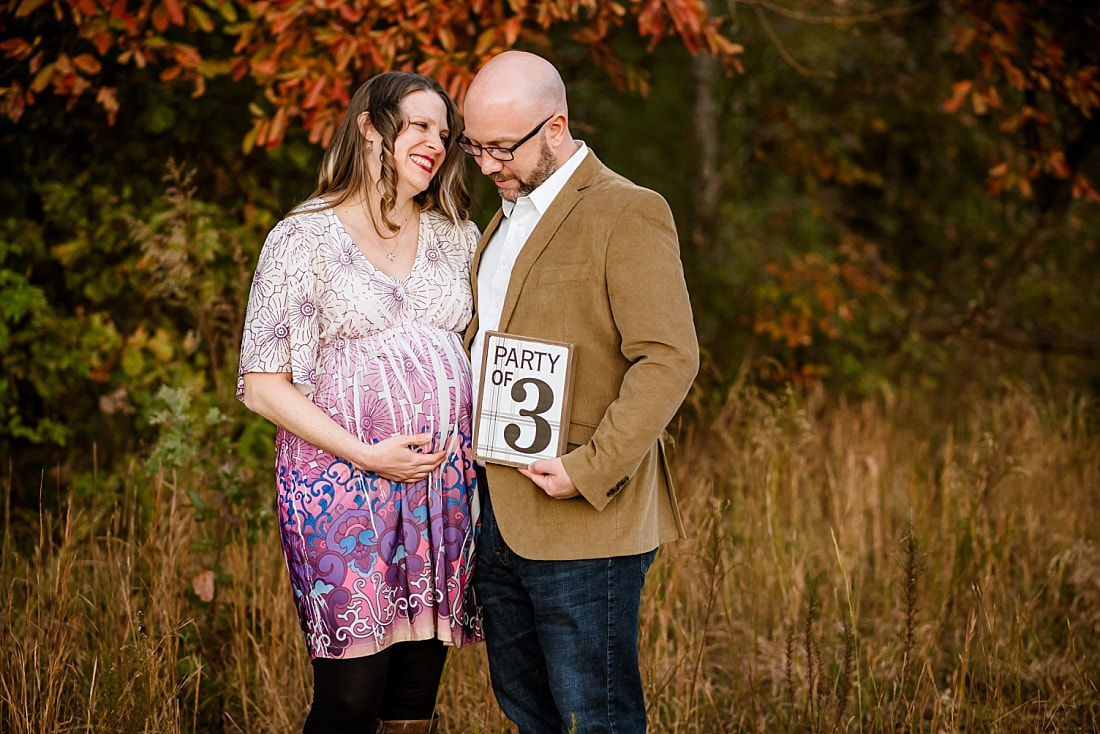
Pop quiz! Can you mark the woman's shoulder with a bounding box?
[283,198,334,226]
[423,207,465,227]
[265,200,335,243]
[424,209,480,248]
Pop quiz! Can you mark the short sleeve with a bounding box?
[237,217,320,399]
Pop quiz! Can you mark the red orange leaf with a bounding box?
[1047,150,1072,179]
[0,38,35,61]
[151,5,169,32]
[943,80,972,113]
[302,75,326,109]
[1000,60,1026,90]
[72,53,102,74]
[162,0,185,26]
[173,45,202,68]
[994,2,1021,36]
[93,31,113,56]
[338,4,362,22]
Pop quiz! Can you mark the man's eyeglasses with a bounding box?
[458,116,553,162]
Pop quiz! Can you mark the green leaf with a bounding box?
[15,0,51,18]
[189,5,215,32]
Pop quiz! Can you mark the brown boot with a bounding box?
[376,718,437,733]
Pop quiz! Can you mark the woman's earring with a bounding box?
[366,141,374,152]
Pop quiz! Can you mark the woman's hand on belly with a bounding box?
[243,371,448,483]
[358,432,449,482]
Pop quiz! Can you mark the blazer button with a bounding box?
[606,476,629,497]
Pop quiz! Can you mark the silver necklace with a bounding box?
[356,200,413,262]
[382,210,413,261]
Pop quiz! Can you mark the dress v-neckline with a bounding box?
[331,208,423,282]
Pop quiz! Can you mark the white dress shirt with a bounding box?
[471,142,589,418]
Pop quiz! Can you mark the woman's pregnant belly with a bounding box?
[311,322,472,451]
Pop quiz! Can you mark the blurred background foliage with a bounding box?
[3,2,1099,731]
[1,0,1097,528]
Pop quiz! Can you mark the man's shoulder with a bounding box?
[578,155,665,202]
[581,168,669,216]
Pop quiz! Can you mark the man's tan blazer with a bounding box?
[464,151,699,561]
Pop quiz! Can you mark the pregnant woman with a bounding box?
[238,71,482,734]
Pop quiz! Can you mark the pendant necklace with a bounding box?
[364,202,414,262]
[382,210,412,261]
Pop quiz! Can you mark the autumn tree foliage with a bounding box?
[940,0,1100,352]
[944,0,1100,205]
[1,0,744,150]
[0,0,745,492]
[2,0,1097,478]
[671,0,1100,388]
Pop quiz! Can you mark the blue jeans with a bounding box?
[473,486,656,734]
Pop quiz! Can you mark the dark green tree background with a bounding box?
[1,0,1097,519]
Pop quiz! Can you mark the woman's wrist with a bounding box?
[351,441,377,472]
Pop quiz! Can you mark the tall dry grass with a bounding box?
[3,385,1098,732]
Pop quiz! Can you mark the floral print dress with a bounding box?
[237,202,483,658]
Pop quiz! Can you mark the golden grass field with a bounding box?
[3,384,1098,732]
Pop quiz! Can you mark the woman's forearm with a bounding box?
[240,372,446,482]
[241,372,376,469]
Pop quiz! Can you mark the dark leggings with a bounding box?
[302,639,447,733]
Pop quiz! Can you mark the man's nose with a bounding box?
[478,154,503,175]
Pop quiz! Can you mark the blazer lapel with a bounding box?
[497,152,603,333]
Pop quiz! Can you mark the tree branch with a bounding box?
[741,0,835,78]
[916,314,1100,358]
[731,0,930,27]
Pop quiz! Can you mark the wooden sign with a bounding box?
[474,331,576,467]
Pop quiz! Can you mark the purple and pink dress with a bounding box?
[237,202,483,659]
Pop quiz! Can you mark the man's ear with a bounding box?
[545,113,567,149]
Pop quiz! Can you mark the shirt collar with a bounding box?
[501,142,589,218]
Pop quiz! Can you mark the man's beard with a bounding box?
[501,137,557,201]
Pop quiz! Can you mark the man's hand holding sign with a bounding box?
[518,457,579,499]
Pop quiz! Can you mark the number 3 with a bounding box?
[504,378,554,454]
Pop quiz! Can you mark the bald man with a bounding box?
[460,51,699,733]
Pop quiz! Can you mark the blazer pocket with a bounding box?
[536,263,593,285]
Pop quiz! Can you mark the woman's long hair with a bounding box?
[298,72,470,229]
